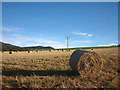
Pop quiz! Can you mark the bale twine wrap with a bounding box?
[69,50,102,77]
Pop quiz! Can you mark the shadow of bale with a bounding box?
[9,51,12,54]
[2,70,79,76]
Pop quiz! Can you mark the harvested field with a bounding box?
[1,48,119,88]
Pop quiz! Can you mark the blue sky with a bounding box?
[2,2,118,48]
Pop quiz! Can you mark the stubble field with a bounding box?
[1,47,119,88]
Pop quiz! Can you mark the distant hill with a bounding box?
[23,46,54,50]
[0,41,54,51]
[1,41,20,48]
[0,41,28,51]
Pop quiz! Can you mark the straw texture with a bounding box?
[69,50,102,77]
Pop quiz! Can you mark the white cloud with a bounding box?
[10,34,60,44]
[42,40,60,44]
[43,44,68,49]
[109,43,118,46]
[74,46,89,47]
[24,44,41,47]
[98,43,118,46]
[72,32,93,37]
[88,34,93,37]
[80,33,87,35]
[72,32,87,35]
[2,34,64,48]
[116,41,120,43]
[1,26,22,31]
[72,40,92,43]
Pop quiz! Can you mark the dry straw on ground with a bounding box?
[69,50,102,78]
[2,48,118,88]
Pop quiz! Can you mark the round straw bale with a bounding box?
[28,50,30,53]
[9,51,12,54]
[36,50,38,52]
[91,48,93,50]
[69,50,102,77]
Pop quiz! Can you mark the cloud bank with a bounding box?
[72,32,93,37]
